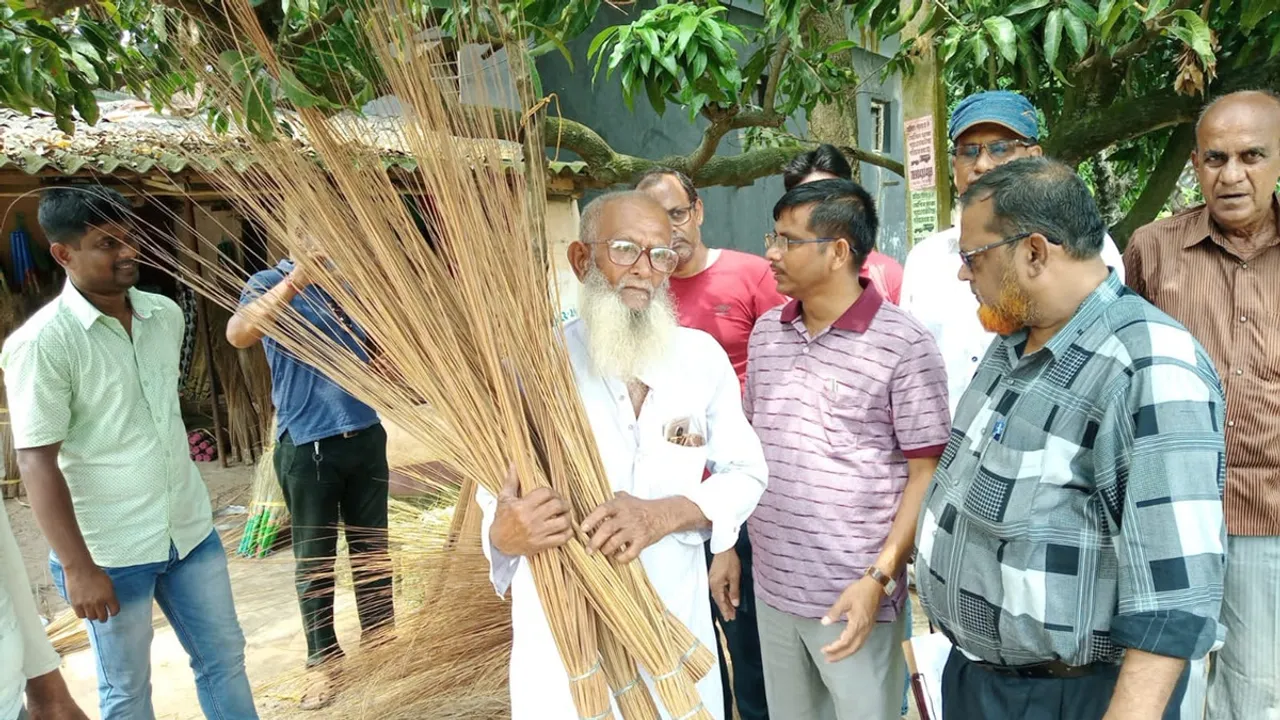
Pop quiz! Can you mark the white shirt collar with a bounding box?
[60,281,154,330]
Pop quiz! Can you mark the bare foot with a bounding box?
[299,665,340,711]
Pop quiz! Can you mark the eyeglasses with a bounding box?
[960,231,1060,269]
[667,203,697,227]
[764,231,838,253]
[589,239,679,274]
[950,139,1036,164]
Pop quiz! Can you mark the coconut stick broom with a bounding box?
[143,2,715,716]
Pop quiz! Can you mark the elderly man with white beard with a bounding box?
[476,191,770,720]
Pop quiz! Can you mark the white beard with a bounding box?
[578,265,677,382]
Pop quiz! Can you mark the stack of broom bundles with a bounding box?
[146,1,715,717]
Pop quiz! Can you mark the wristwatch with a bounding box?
[864,565,897,597]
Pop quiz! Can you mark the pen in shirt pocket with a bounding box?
[992,417,1007,442]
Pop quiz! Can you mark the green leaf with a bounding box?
[637,27,660,57]
[71,76,98,124]
[67,38,101,63]
[1063,11,1089,58]
[983,16,1017,64]
[1065,0,1098,25]
[644,77,665,115]
[245,74,275,140]
[15,50,34,97]
[1241,0,1272,30]
[1142,0,1172,21]
[1270,29,1280,59]
[1172,10,1215,63]
[676,13,698,54]
[586,26,618,60]
[279,67,325,108]
[152,5,167,43]
[1096,0,1115,25]
[69,52,98,84]
[969,32,989,67]
[1043,8,1064,69]
[824,40,857,56]
[1006,0,1051,15]
[655,51,678,80]
[26,24,71,51]
[1099,0,1127,39]
[529,62,543,104]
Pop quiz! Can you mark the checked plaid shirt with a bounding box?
[915,271,1228,667]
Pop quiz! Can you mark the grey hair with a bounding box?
[959,157,1105,260]
[578,190,661,244]
[1196,89,1280,141]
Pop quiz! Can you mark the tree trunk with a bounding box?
[804,9,861,181]
[1090,153,1123,227]
[1109,123,1197,249]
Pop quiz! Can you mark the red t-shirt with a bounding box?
[861,250,904,305]
[669,249,787,389]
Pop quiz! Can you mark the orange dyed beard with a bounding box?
[976,269,1034,336]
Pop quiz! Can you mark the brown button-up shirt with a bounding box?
[1124,195,1280,535]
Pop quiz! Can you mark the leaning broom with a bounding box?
[236,424,289,559]
[146,1,718,717]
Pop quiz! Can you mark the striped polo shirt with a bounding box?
[743,281,951,620]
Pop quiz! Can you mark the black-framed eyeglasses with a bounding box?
[959,232,1045,269]
[764,231,839,253]
[950,139,1036,164]
[667,202,698,227]
[589,239,679,274]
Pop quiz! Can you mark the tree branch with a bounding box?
[542,114,902,188]
[684,106,786,175]
[1109,123,1197,249]
[1049,58,1280,165]
[762,7,813,115]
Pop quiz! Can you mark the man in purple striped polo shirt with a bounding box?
[744,179,950,719]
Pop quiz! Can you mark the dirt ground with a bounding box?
[6,461,371,720]
[8,462,929,720]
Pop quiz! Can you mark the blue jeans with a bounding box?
[50,531,258,720]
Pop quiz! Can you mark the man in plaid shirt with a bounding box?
[915,158,1227,720]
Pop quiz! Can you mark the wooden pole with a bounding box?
[181,198,229,468]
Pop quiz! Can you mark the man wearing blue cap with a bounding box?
[901,91,1126,417]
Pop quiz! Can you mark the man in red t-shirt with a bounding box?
[637,168,782,720]
[783,145,904,304]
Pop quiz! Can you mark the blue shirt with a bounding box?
[241,260,379,444]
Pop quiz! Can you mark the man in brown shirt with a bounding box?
[1125,89,1280,720]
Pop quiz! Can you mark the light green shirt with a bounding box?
[0,282,212,568]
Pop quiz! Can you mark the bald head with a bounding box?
[1192,90,1280,235]
[1196,90,1280,144]
[579,191,667,245]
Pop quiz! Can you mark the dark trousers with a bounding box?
[941,648,1188,720]
[707,532,770,720]
[275,424,394,666]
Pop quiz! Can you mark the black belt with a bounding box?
[320,425,376,442]
[969,657,1114,680]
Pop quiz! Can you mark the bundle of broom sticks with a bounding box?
[133,1,716,717]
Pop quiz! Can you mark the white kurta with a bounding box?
[477,320,768,720]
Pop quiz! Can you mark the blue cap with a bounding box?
[948,91,1039,141]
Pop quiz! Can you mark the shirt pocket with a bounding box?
[961,414,1047,538]
[813,373,870,451]
[644,435,709,499]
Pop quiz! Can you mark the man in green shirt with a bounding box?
[0,187,258,720]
